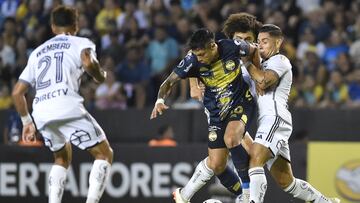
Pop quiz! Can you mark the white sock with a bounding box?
[180,157,214,201]
[284,178,331,203]
[249,167,267,203]
[86,160,111,203]
[48,165,67,203]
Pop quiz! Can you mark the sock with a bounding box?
[180,157,214,201]
[216,165,242,196]
[249,167,267,203]
[229,145,250,187]
[86,160,111,203]
[284,178,331,203]
[48,165,67,203]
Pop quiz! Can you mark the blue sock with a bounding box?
[229,145,250,188]
[216,165,242,195]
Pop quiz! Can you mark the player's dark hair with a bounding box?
[188,28,215,50]
[222,13,262,39]
[51,6,77,27]
[259,24,283,38]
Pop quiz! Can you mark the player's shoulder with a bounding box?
[176,51,198,70]
[68,35,95,46]
[268,54,291,69]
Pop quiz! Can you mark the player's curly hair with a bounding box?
[222,13,262,39]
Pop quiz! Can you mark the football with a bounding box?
[202,199,223,203]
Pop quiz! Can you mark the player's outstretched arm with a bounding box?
[81,48,106,83]
[12,81,36,142]
[150,71,181,119]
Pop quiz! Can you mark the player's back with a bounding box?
[257,54,292,123]
[19,34,96,129]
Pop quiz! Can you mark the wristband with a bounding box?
[155,98,165,105]
[21,114,32,125]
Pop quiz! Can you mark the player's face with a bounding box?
[258,32,281,59]
[233,31,256,43]
[193,42,218,64]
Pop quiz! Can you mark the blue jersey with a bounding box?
[174,39,253,122]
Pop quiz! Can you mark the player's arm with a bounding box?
[246,63,279,91]
[81,48,106,83]
[12,81,36,142]
[234,39,258,57]
[189,78,204,101]
[150,71,181,119]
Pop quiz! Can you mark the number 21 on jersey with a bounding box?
[36,52,63,90]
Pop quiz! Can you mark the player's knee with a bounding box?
[207,160,226,175]
[275,173,293,189]
[54,156,71,168]
[224,132,242,148]
[249,148,267,167]
[97,145,113,164]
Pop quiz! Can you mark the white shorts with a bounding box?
[254,115,292,170]
[40,114,106,152]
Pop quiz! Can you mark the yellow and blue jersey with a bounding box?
[174,39,253,123]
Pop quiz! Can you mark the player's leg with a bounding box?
[248,116,283,203]
[211,120,243,198]
[175,148,228,203]
[207,148,243,196]
[248,143,271,203]
[225,120,251,196]
[241,132,254,153]
[81,114,113,203]
[41,124,72,203]
[60,114,113,203]
[270,157,340,203]
[86,140,113,203]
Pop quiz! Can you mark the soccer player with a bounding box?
[187,13,263,203]
[12,6,113,203]
[244,24,340,203]
[150,28,257,203]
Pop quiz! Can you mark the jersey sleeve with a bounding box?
[77,37,96,55]
[232,39,250,57]
[19,55,36,87]
[173,52,198,78]
[266,55,292,78]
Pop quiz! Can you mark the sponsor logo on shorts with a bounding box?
[335,159,360,201]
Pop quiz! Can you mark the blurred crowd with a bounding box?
[1,0,360,112]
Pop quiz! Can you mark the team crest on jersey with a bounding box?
[225,60,236,71]
[208,131,217,142]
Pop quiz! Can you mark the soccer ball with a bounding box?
[202,199,223,203]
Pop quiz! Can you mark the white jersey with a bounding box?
[19,34,96,129]
[257,54,292,123]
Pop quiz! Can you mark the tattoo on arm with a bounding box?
[158,72,181,100]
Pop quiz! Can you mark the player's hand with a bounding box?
[150,102,169,119]
[256,82,265,96]
[22,123,36,143]
[190,82,205,101]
